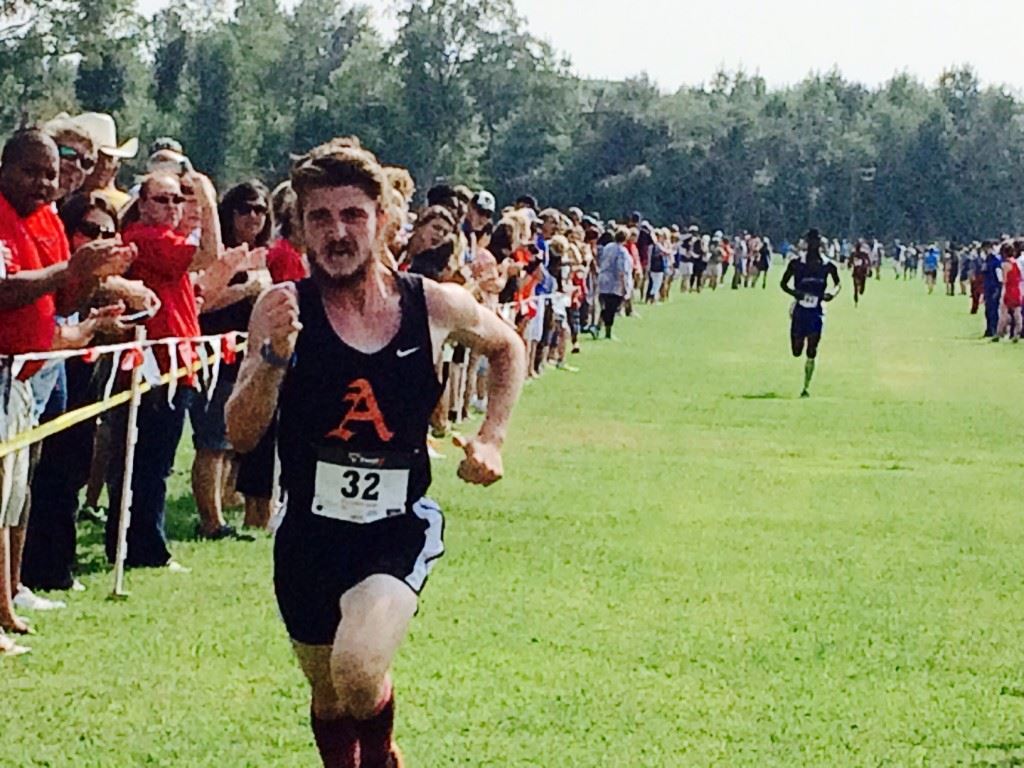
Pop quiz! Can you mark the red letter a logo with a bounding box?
[325,378,395,443]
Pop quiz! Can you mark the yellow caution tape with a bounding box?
[0,342,247,459]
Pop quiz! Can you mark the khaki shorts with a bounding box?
[1,376,34,528]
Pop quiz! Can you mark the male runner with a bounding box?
[780,228,841,398]
[849,241,871,307]
[226,140,526,767]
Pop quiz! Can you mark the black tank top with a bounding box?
[277,272,442,521]
[793,258,832,306]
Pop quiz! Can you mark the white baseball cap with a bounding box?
[472,190,496,214]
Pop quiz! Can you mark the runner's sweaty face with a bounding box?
[303,185,382,285]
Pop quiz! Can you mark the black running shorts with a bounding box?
[273,498,445,645]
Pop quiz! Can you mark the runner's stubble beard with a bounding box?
[309,235,380,295]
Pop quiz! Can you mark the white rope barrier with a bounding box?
[5,332,243,363]
[0,331,247,458]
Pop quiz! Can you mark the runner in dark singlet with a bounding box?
[780,229,841,398]
[849,240,870,307]
[227,140,526,768]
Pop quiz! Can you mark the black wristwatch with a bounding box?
[259,340,292,369]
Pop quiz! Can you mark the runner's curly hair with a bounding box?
[290,137,387,217]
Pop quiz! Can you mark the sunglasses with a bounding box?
[78,220,116,239]
[237,202,268,216]
[58,145,95,172]
[147,194,185,206]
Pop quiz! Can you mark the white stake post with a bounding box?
[112,326,147,598]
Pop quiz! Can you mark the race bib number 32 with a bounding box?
[798,294,820,309]
[313,463,409,524]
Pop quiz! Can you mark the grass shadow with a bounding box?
[953,334,998,342]
[70,491,201,576]
[166,494,199,542]
[971,752,1024,767]
[76,519,112,576]
[971,731,1024,767]
[728,391,785,400]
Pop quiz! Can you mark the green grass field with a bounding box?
[7,273,1024,767]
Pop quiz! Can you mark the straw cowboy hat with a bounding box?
[70,112,139,159]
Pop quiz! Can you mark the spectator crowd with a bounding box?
[818,237,1024,341]
[0,112,783,658]
[893,239,1024,342]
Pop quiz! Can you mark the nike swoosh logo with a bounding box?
[396,347,420,358]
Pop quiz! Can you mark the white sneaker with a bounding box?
[166,560,191,574]
[13,586,66,611]
[0,631,30,657]
[71,580,86,592]
[470,397,487,413]
[426,435,446,460]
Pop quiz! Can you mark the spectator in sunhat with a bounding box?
[74,112,138,212]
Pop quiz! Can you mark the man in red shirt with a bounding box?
[105,170,218,570]
[0,129,132,636]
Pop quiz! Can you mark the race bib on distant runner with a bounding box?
[798,294,820,309]
[312,448,411,524]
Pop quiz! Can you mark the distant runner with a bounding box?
[849,241,871,307]
[780,229,841,398]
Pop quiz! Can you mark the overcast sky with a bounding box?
[136,0,1024,92]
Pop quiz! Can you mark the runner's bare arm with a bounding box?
[424,280,526,484]
[780,261,797,297]
[226,283,301,453]
[823,264,843,301]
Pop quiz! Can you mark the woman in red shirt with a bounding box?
[265,182,308,284]
[1000,241,1022,341]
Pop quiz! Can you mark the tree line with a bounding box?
[3,0,1024,242]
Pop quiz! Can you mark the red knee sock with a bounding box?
[355,687,396,768]
[310,706,358,768]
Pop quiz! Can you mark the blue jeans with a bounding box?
[985,289,1002,337]
[30,360,66,421]
[105,387,195,567]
